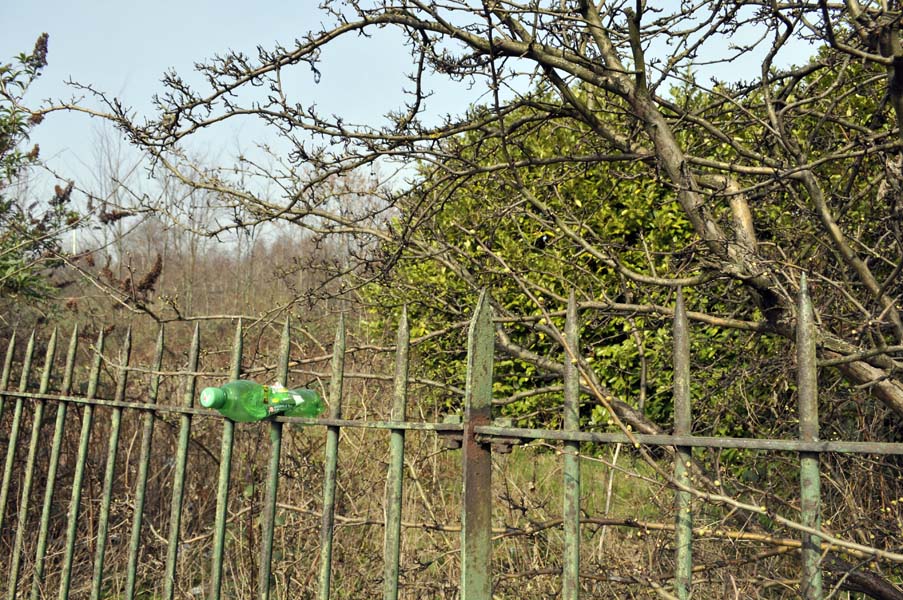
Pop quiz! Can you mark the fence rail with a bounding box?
[2,277,903,599]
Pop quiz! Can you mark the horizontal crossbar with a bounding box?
[474,426,903,455]
[6,391,903,454]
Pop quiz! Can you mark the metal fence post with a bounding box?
[59,329,105,600]
[8,329,56,600]
[461,291,494,600]
[164,324,200,600]
[384,309,410,600]
[126,325,164,600]
[673,289,693,599]
[798,274,823,599]
[209,320,242,600]
[319,314,346,600]
[31,325,78,600]
[562,292,581,599]
[0,330,34,536]
[259,318,291,600]
[90,327,132,600]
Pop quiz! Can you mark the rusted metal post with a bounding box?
[318,314,345,600]
[383,309,410,600]
[673,288,693,599]
[461,291,494,600]
[798,274,823,599]
[562,292,581,599]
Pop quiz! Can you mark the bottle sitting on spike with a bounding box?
[200,380,325,422]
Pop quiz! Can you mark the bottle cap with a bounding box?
[200,387,226,409]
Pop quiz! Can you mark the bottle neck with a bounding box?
[200,387,226,409]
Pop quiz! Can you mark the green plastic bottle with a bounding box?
[200,380,325,422]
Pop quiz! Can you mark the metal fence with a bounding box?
[2,277,903,599]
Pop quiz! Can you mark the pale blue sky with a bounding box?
[4,2,817,192]
[2,1,479,186]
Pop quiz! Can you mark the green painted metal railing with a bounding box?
[2,278,903,599]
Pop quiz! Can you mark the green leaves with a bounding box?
[363,48,895,448]
[363,100,702,422]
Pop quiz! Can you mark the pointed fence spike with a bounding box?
[18,330,37,390]
[231,319,244,379]
[0,331,17,423]
[277,317,291,385]
[329,314,346,415]
[59,325,78,395]
[38,328,58,392]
